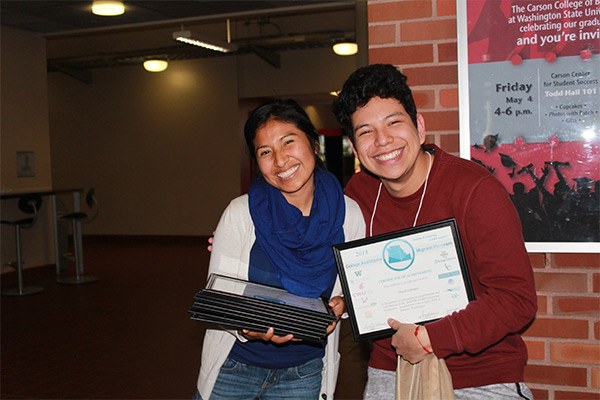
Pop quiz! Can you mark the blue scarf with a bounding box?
[248,167,345,298]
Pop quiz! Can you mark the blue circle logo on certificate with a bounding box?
[382,239,415,271]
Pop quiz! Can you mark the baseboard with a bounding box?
[83,234,208,245]
[1,264,54,287]
[1,235,209,285]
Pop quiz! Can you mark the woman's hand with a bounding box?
[325,296,346,334]
[240,327,298,344]
[206,233,214,252]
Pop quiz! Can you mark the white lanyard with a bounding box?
[369,151,433,237]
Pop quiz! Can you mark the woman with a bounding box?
[195,99,365,400]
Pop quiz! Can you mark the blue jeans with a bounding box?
[203,357,323,400]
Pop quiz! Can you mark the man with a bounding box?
[332,64,537,399]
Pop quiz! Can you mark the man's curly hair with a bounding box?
[332,64,418,142]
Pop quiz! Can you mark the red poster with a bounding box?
[458,0,599,252]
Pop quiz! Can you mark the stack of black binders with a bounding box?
[189,273,337,343]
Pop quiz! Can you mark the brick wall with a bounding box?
[366,1,600,398]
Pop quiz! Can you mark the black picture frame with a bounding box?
[333,218,475,341]
[188,274,336,343]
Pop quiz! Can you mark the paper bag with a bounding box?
[395,355,455,400]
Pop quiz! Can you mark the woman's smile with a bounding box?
[277,164,300,179]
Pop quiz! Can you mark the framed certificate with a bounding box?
[333,219,475,341]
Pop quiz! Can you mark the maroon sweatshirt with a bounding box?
[345,144,537,390]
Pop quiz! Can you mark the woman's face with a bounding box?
[254,118,316,208]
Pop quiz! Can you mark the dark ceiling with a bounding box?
[1,1,356,74]
[0,1,349,35]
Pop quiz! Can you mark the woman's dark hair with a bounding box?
[332,64,418,141]
[244,99,324,168]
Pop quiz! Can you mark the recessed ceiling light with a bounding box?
[143,60,168,72]
[92,1,125,16]
[332,42,358,56]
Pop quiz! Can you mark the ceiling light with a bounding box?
[332,42,358,56]
[91,1,125,16]
[172,30,238,53]
[143,60,168,72]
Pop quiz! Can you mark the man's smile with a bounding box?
[375,149,402,162]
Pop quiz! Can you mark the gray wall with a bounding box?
[48,57,241,236]
[1,9,361,269]
[1,26,55,270]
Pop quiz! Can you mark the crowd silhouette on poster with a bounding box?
[471,139,599,243]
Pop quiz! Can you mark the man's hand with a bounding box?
[387,318,432,364]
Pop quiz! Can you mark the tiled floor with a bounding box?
[1,238,369,399]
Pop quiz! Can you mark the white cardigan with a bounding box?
[196,194,365,400]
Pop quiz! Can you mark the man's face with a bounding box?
[350,96,426,196]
